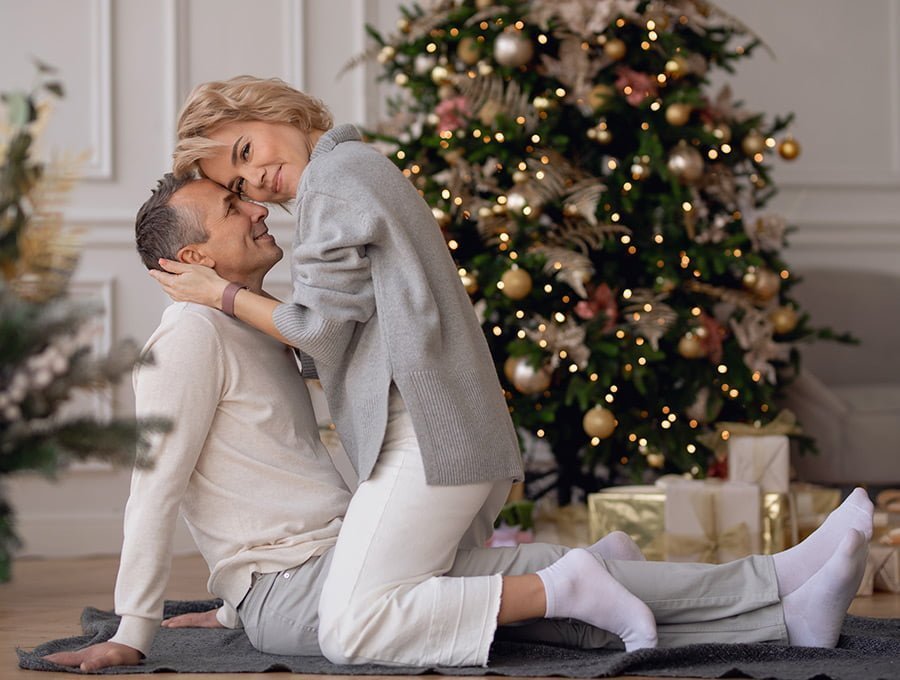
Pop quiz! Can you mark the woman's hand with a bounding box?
[149,259,229,309]
[161,608,225,629]
[45,641,142,671]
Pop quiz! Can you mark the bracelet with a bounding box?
[221,282,248,318]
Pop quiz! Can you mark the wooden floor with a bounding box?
[2,555,898,680]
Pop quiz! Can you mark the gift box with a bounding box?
[664,479,760,563]
[588,486,667,560]
[791,482,841,542]
[870,533,900,593]
[727,435,790,493]
[588,481,794,562]
[872,489,900,544]
[534,499,591,548]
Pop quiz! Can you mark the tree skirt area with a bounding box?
[17,600,900,679]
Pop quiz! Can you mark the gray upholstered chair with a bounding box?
[782,268,900,485]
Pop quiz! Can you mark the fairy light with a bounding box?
[623,181,633,191]
[555,87,566,97]
[635,337,645,346]
[661,420,671,429]
[543,284,553,293]
[622,288,633,299]
[686,444,697,453]
[616,329,626,339]
[611,212,621,222]
[638,357,647,365]
[426,42,437,53]
[721,143,732,153]
[515,310,525,319]
[492,326,502,336]
[554,312,566,323]
[650,101,661,111]
[628,433,638,442]
[536,429,545,437]
[621,235,631,245]
[667,414,676,422]
[537,34,548,44]
[517,330,526,339]
[608,159,618,171]
[717,364,728,374]
[538,339,548,348]
[708,149,719,160]
[590,373,599,381]
[691,306,701,316]
[396,150,406,160]
[605,394,614,403]
[531,134,541,143]
[448,239,459,250]
[568,364,578,373]
[639,437,648,446]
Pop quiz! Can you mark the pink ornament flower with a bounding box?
[615,66,658,106]
[699,312,725,364]
[574,283,618,332]
[434,96,470,133]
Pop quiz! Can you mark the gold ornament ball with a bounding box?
[494,30,534,68]
[394,73,409,86]
[665,103,692,126]
[431,64,452,85]
[667,142,705,184]
[664,55,688,78]
[594,127,613,144]
[583,405,616,439]
[712,123,732,143]
[588,84,616,110]
[742,268,759,291]
[770,306,798,334]
[456,37,481,66]
[533,95,551,110]
[778,136,801,160]
[603,38,627,61]
[647,452,665,469]
[505,356,552,395]
[377,46,396,64]
[501,267,533,300]
[742,130,766,156]
[397,18,411,33]
[630,159,651,181]
[752,268,781,301]
[678,332,707,359]
[432,206,451,227]
[459,271,479,295]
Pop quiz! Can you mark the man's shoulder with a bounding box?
[145,303,227,354]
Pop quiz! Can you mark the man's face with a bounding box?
[171,179,282,281]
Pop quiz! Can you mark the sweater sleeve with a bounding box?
[109,310,225,656]
[272,191,376,365]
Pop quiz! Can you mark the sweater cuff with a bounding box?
[272,303,346,365]
[216,603,241,629]
[110,615,157,657]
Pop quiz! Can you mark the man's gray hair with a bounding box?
[135,173,207,271]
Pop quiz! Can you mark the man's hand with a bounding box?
[44,641,142,671]
[149,259,228,309]
[161,607,224,629]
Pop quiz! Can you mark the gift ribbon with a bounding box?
[698,409,802,456]
[664,489,752,562]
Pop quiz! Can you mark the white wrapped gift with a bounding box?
[727,435,790,494]
[663,479,761,563]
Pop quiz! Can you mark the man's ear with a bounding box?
[176,244,215,268]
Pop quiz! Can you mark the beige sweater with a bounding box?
[110,303,352,655]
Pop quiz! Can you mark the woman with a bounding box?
[150,76,872,666]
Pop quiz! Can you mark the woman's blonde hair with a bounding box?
[173,76,333,179]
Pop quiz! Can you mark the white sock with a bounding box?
[782,529,867,648]
[536,548,657,651]
[772,487,873,596]
[588,531,646,561]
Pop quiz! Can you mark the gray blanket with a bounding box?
[16,600,900,679]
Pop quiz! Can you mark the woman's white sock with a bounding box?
[536,548,657,651]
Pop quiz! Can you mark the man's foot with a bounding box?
[782,529,867,648]
[537,548,657,651]
[772,488,873,595]
[588,531,646,561]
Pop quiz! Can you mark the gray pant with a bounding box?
[238,542,787,656]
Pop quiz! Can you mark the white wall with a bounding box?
[1,0,897,556]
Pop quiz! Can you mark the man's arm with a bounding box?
[47,309,225,669]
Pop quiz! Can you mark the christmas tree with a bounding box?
[361,0,847,504]
[0,64,168,580]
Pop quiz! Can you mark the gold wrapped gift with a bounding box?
[588,484,795,561]
[588,486,667,560]
[869,542,900,593]
[791,482,841,542]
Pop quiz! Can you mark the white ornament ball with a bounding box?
[494,30,534,68]
[504,356,552,394]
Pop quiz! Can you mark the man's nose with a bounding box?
[247,201,268,221]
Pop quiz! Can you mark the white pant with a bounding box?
[317,385,513,666]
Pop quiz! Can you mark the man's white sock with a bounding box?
[588,531,645,561]
[772,488,873,596]
[536,548,657,651]
[782,529,867,648]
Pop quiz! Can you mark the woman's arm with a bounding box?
[149,261,292,345]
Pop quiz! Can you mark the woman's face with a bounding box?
[199,120,312,203]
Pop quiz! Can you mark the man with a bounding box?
[47,175,871,671]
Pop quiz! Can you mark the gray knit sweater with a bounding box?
[273,125,523,486]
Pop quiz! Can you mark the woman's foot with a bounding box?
[537,548,657,651]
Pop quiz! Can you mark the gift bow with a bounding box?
[665,489,752,563]
[698,409,802,456]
